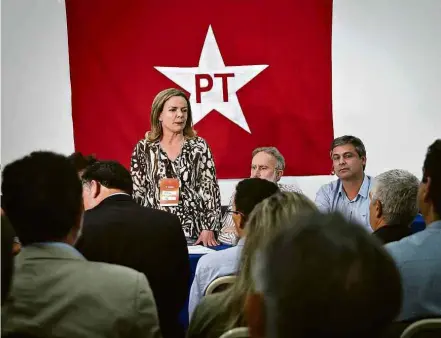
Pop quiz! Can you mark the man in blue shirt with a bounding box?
[386,139,441,320]
[188,178,279,318]
[315,135,373,229]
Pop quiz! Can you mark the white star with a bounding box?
[155,25,268,133]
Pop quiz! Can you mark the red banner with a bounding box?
[66,0,333,178]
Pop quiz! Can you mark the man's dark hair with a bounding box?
[331,135,367,170]
[234,178,280,224]
[259,212,401,338]
[81,161,133,195]
[422,139,441,217]
[68,152,97,173]
[1,152,83,246]
[1,215,15,304]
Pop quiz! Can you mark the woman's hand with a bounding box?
[194,230,219,247]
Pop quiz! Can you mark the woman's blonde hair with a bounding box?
[219,192,318,329]
[145,88,197,141]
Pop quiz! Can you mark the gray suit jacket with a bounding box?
[2,243,162,338]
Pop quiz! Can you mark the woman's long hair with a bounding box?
[219,191,318,329]
[145,88,196,142]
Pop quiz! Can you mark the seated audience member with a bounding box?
[369,169,419,244]
[1,152,161,338]
[189,178,279,318]
[188,192,317,338]
[1,215,15,305]
[67,151,97,176]
[247,213,402,338]
[218,147,302,245]
[76,160,189,338]
[315,135,373,229]
[386,140,441,320]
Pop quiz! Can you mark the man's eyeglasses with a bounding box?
[226,207,244,217]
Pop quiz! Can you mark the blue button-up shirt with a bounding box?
[188,238,245,319]
[315,175,373,230]
[386,220,441,320]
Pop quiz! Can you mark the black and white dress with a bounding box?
[130,136,221,238]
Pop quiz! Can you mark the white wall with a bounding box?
[2,0,441,203]
[1,0,74,167]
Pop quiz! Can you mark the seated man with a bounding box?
[369,169,419,244]
[76,160,190,338]
[189,178,279,317]
[386,139,441,320]
[218,147,301,245]
[1,152,161,338]
[315,135,373,229]
[247,213,402,338]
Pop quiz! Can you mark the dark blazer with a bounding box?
[373,224,412,245]
[76,194,190,338]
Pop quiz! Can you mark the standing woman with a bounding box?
[131,88,221,246]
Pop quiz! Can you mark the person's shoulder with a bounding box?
[317,179,340,194]
[197,247,238,270]
[134,138,147,147]
[134,138,158,150]
[197,292,226,314]
[385,230,431,262]
[138,204,181,225]
[85,260,144,286]
[187,136,210,148]
[188,292,228,337]
[77,261,155,308]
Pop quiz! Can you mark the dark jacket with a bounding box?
[373,224,412,245]
[76,194,190,338]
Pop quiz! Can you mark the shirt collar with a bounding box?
[338,174,370,199]
[358,174,370,199]
[104,192,130,199]
[32,242,84,258]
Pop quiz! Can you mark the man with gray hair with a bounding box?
[218,146,302,245]
[369,169,419,244]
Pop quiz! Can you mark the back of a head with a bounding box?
[1,152,83,246]
[223,192,317,328]
[372,169,420,226]
[81,160,133,195]
[260,212,402,338]
[234,178,280,220]
[67,152,97,173]
[2,215,15,304]
[423,139,441,217]
[244,192,317,260]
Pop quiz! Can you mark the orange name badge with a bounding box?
[159,178,180,206]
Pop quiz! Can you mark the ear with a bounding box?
[361,156,367,167]
[239,214,248,230]
[91,180,101,198]
[422,177,431,203]
[375,199,383,219]
[245,293,265,338]
[275,169,283,182]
